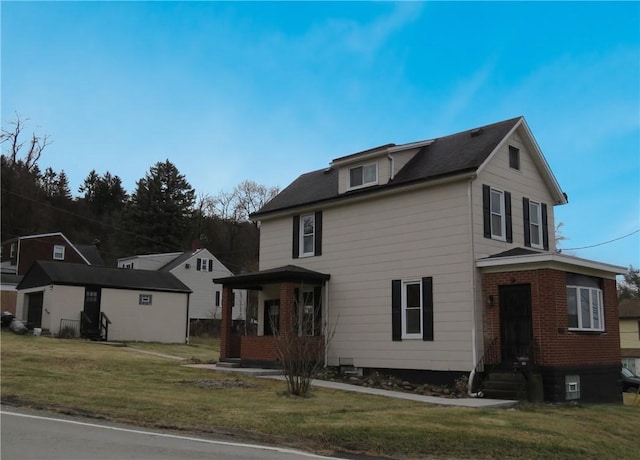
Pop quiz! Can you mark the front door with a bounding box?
[499,284,533,364]
[83,287,101,336]
[26,292,44,328]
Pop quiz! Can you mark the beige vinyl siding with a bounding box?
[473,129,557,259]
[170,251,245,320]
[98,288,187,343]
[259,180,476,371]
[17,285,188,342]
[620,318,640,349]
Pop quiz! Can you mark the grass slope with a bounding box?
[1,333,639,459]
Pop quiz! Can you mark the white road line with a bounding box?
[0,410,342,459]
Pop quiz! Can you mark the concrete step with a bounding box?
[216,360,242,368]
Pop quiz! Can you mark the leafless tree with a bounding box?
[1,114,51,170]
[273,284,335,397]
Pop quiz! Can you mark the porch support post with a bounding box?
[279,282,296,336]
[220,286,233,359]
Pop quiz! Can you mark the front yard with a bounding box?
[1,332,639,459]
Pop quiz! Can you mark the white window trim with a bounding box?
[529,200,543,249]
[347,162,378,191]
[299,213,315,257]
[401,280,423,340]
[53,245,65,260]
[490,188,506,241]
[567,285,604,332]
[198,258,210,272]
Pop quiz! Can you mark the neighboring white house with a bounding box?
[16,261,191,343]
[117,248,246,321]
[216,116,625,403]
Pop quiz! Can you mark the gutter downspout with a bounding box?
[324,280,330,367]
[387,152,395,180]
[185,293,191,344]
[467,177,482,397]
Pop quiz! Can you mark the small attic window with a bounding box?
[509,145,520,170]
[348,162,378,191]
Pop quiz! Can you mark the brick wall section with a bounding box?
[482,269,620,367]
[279,282,296,336]
[220,287,233,359]
[241,336,278,361]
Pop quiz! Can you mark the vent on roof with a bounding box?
[470,128,483,137]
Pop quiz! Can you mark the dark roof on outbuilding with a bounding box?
[213,265,330,290]
[253,117,522,217]
[17,261,191,293]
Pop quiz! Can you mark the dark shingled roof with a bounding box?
[75,244,105,266]
[17,261,191,293]
[253,117,522,217]
[485,247,545,259]
[619,298,640,319]
[213,265,330,289]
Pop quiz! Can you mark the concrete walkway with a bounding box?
[184,363,517,408]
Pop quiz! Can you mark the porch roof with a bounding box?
[476,247,626,278]
[213,265,330,289]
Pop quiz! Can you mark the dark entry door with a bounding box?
[499,284,533,364]
[27,292,44,328]
[83,287,101,336]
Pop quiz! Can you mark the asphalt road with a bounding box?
[0,407,344,460]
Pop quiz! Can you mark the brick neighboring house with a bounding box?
[619,298,640,375]
[215,116,625,403]
[1,232,104,313]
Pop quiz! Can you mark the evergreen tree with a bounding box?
[126,160,195,254]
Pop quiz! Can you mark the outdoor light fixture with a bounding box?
[487,295,494,307]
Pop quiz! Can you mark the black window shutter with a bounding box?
[208,259,213,272]
[292,215,300,259]
[523,197,531,247]
[314,211,323,256]
[215,291,220,307]
[196,258,202,270]
[542,203,549,250]
[391,280,402,341]
[505,191,512,243]
[482,184,491,238]
[422,277,434,341]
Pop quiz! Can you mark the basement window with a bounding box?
[565,375,580,400]
[139,294,153,306]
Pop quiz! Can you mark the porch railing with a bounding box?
[99,312,111,342]
[470,337,499,393]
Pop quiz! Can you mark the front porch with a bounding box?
[214,265,330,366]
[474,249,624,403]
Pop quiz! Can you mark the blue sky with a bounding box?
[2,1,639,269]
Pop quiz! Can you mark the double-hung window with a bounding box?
[53,245,65,260]
[483,185,512,242]
[490,189,506,240]
[523,197,549,250]
[301,214,315,257]
[402,281,423,339]
[348,162,377,190]
[197,258,212,272]
[391,277,433,341]
[566,274,604,332]
[528,200,543,248]
[293,212,322,258]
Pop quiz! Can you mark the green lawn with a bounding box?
[2,332,639,459]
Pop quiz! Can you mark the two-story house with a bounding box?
[117,245,246,323]
[1,232,104,313]
[214,116,624,403]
